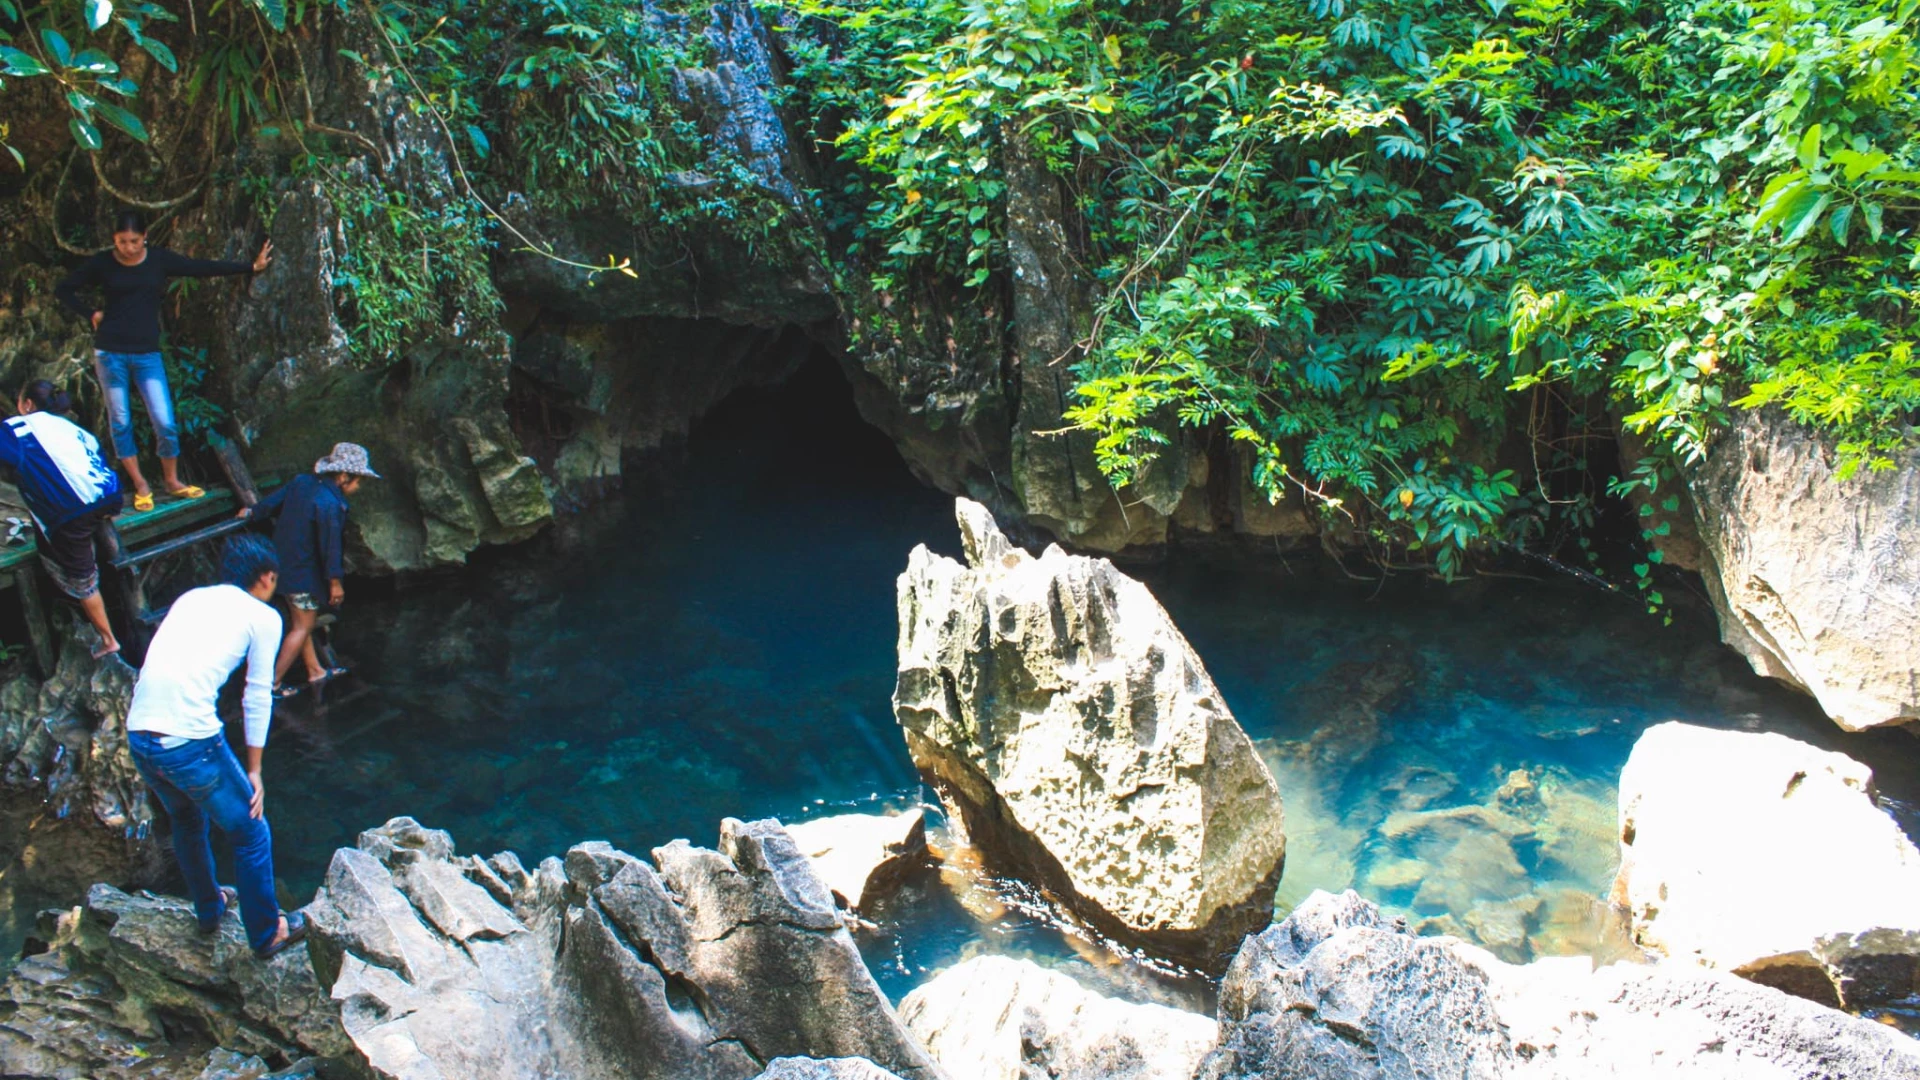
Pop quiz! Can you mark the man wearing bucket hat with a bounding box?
[238,442,379,696]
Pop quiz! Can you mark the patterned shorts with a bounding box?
[285,592,321,612]
[38,509,110,601]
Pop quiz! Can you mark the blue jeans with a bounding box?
[128,731,280,950]
[94,350,178,460]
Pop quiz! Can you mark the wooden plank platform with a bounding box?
[0,481,272,579]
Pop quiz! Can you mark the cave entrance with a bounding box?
[506,315,929,513]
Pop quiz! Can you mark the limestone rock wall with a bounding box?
[893,498,1287,971]
[1676,409,1920,730]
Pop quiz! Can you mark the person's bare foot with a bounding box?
[91,639,121,659]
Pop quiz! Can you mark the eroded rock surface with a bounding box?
[900,955,1216,1080]
[1614,722,1920,1009]
[307,816,940,1080]
[1200,890,1920,1080]
[0,884,343,1080]
[0,639,160,943]
[1680,408,1920,729]
[893,498,1287,971]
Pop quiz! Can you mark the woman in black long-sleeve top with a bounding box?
[54,210,272,512]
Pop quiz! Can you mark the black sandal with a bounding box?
[198,885,239,935]
[255,910,308,960]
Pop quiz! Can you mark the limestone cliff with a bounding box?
[1676,410,1919,731]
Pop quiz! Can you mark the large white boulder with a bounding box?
[899,956,1216,1080]
[893,499,1288,971]
[1678,408,1920,730]
[1613,722,1920,1008]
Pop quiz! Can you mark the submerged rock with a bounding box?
[899,955,1216,1080]
[307,816,939,1080]
[893,499,1287,972]
[784,809,932,912]
[1674,408,1920,730]
[1200,890,1920,1080]
[1613,722,1920,1009]
[0,884,345,1079]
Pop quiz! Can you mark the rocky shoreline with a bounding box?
[3,498,1917,1079]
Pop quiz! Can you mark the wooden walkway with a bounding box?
[0,486,250,580]
[3,443,279,672]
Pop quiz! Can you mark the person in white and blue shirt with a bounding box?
[125,534,306,959]
[0,380,124,656]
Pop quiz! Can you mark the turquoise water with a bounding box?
[261,358,1920,1005]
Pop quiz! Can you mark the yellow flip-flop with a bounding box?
[169,485,206,500]
[132,491,154,512]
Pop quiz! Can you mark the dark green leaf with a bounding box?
[85,0,113,30]
[69,48,118,73]
[66,89,97,116]
[92,100,148,142]
[466,123,489,157]
[68,116,102,150]
[138,37,176,72]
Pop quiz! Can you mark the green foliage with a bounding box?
[0,0,183,158]
[1507,0,1920,481]
[800,0,1920,577]
[317,162,502,366]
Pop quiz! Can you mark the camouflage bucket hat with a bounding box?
[314,442,381,479]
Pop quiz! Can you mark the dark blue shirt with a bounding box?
[252,474,347,596]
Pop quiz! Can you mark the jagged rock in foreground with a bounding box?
[894,499,1287,972]
[1198,890,1920,1080]
[1614,722,1920,1009]
[0,884,345,1079]
[900,955,1216,1080]
[307,816,940,1080]
[785,809,933,912]
[1676,408,1920,730]
[0,638,161,942]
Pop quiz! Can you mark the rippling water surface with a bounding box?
[249,358,1920,1006]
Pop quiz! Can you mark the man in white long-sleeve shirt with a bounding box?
[126,534,306,958]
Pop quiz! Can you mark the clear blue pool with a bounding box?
[262,358,1920,1007]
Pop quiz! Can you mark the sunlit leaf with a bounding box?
[0,46,49,77]
[68,116,102,150]
[40,28,72,68]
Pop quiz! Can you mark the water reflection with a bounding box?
[254,356,1919,1003]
